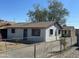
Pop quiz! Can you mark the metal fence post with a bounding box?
[5,39,7,56]
[60,39,62,53]
[34,44,36,58]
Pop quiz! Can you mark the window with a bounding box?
[62,30,71,37]
[11,29,15,33]
[32,29,40,36]
[58,30,61,34]
[50,29,53,35]
[62,30,67,37]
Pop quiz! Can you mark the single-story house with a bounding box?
[61,26,77,45]
[1,21,62,42]
[61,26,76,37]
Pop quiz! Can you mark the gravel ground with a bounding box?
[51,46,79,58]
[0,42,29,53]
[0,44,34,58]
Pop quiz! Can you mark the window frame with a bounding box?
[11,29,15,33]
[58,30,61,34]
[62,30,71,37]
[50,29,53,35]
[32,29,40,36]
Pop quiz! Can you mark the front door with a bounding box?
[0,29,7,39]
[23,29,27,40]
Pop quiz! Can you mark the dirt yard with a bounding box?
[0,41,29,52]
[50,46,79,58]
[0,41,78,58]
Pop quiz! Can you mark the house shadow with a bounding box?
[2,39,43,44]
[73,43,78,47]
[76,47,79,50]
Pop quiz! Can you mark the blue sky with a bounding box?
[0,0,79,28]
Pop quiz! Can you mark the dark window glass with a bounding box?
[62,30,67,37]
[62,30,71,37]
[32,29,40,36]
[65,30,66,34]
[58,30,61,34]
[50,29,53,35]
[11,29,15,33]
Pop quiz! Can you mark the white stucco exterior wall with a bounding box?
[26,29,46,42]
[7,29,23,40]
[7,25,61,42]
[45,26,61,42]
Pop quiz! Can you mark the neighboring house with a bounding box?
[0,22,11,39]
[0,22,10,27]
[4,21,62,42]
[76,29,79,46]
[61,26,77,45]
